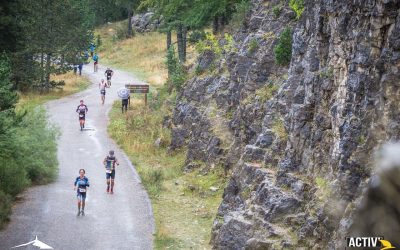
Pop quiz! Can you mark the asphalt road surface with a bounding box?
[0,64,154,250]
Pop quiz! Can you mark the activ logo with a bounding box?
[11,236,53,249]
[346,237,396,249]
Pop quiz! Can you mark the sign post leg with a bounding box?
[145,93,147,106]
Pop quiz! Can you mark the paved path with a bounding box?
[0,64,154,250]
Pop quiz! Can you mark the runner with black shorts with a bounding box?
[99,79,107,105]
[74,169,90,216]
[76,100,88,131]
[104,68,114,87]
[103,150,119,194]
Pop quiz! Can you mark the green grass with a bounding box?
[108,94,225,249]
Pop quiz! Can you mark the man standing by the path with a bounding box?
[103,150,119,194]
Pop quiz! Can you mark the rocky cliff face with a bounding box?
[171,0,400,248]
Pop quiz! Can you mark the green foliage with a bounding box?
[272,5,282,18]
[15,108,59,184]
[96,34,102,48]
[231,0,251,27]
[274,27,293,66]
[0,53,58,227]
[0,53,18,111]
[196,33,235,56]
[248,38,259,54]
[188,30,207,44]
[289,0,304,19]
[89,0,128,25]
[6,0,95,90]
[141,168,164,197]
[0,191,12,229]
[166,45,186,90]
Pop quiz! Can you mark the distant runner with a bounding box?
[76,100,88,130]
[99,79,107,105]
[104,68,114,87]
[103,150,119,194]
[74,169,90,216]
[89,43,95,57]
[93,53,99,72]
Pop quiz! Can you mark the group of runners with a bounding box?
[73,65,120,217]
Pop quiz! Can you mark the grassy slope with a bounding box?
[99,21,225,249]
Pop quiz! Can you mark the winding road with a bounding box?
[0,64,154,249]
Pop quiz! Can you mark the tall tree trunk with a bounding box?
[177,24,184,63]
[45,53,51,90]
[127,8,133,37]
[60,53,65,69]
[167,30,172,50]
[40,52,44,83]
[213,16,219,34]
[182,26,187,62]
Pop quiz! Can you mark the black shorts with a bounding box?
[106,170,115,179]
[77,192,86,201]
[101,89,106,96]
[79,114,85,121]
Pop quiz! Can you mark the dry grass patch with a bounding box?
[17,72,90,111]
[96,22,168,86]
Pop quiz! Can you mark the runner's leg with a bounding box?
[106,177,110,193]
[77,196,81,216]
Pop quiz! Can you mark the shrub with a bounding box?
[96,34,102,48]
[188,30,206,44]
[15,107,59,184]
[0,191,11,229]
[274,27,293,65]
[272,5,281,18]
[289,0,304,19]
[166,45,186,90]
[248,38,259,54]
[113,21,132,41]
[231,0,251,27]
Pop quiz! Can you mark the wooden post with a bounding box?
[144,93,147,106]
